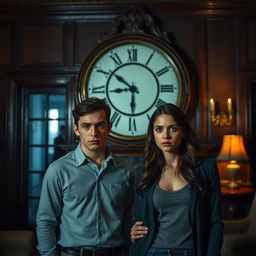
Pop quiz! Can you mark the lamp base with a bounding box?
[226,160,240,190]
[227,180,239,190]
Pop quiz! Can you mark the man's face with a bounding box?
[73,110,112,155]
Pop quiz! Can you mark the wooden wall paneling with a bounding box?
[12,22,22,68]
[0,75,19,228]
[160,17,197,63]
[21,21,65,66]
[0,25,11,65]
[206,17,252,183]
[66,20,74,69]
[6,79,17,204]
[251,82,256,185]
[238,63,256,186]
[234,17,253,186]
[0,76,8,225]
[248,19,256,64]
[196,19,210,145]
[66,76,76,144]
[239,71,256,186]
[207,17,238,141]
[74,20,113,66]
[160,16,202,137]
[6,80,19,228]
[237,17,249,137]
[243,21,256,184]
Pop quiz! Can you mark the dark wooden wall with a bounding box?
[0,1,256,227]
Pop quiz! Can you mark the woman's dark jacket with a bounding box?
[129,157,223,256]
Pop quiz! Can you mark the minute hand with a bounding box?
[114,74,132,88]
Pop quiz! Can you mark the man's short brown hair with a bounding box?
[72,97,111,126]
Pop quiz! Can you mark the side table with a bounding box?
[221,186,256,220]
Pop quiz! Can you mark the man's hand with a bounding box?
[130,221,148,242]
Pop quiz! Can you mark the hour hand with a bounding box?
[109,88,129,93]
[114,74,131,88]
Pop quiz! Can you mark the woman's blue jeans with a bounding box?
[147,248,194,256]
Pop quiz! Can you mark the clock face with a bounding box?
[77,35,190,145]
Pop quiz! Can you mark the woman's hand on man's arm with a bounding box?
[130,221,148,242]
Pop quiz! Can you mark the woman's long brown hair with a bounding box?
[137,104,202,192]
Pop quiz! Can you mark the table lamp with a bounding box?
[217,134,249,189]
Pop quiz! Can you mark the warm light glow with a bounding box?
[217,134,249,189]
[209,98,232,126]
[210,98,215,112]
[217,135,249,161]
[227,98,232,113]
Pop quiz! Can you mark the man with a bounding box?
[36,97,135,256]
[53,125,66,161]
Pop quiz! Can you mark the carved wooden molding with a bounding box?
[100,5,169,43]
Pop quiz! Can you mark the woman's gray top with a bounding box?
[151,184,193,249]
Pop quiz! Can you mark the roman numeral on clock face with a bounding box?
[96,66,112,78]
[160,84,174,92]
[145,52,154,66]
[110,111,121,127]
[91,85,105,94]
[129,117,137,132]
[156,66,169,77]
[127,48,138,62]
[156,99,167,108]
[110,52,122,66]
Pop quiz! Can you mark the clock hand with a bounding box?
[130,92,136,114]
[109,88,129,93]
[114,74,140,94]
[114,74,132,88]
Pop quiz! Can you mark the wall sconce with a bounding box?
[209,98,232,126]
[217,135,249,190]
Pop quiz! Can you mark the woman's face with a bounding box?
[153,114,184,154]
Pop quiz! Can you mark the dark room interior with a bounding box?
[0,0,256,255]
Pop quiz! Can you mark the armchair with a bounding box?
[0,230,36,256]
[221,192,256,256]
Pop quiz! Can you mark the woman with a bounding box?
[130,104,223,256]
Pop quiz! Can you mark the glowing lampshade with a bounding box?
[217,135,249,189]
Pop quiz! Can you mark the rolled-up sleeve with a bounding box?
[36,165,62,256]
[122,168,135,246]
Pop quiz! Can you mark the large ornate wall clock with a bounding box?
[76,6,191,147]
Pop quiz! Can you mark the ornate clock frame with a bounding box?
[76,5,191,147]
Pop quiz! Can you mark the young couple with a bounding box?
[36,97,223,256]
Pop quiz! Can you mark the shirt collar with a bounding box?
[74,144,88,167]
[74,143,116,167]
[105,148,117,167]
